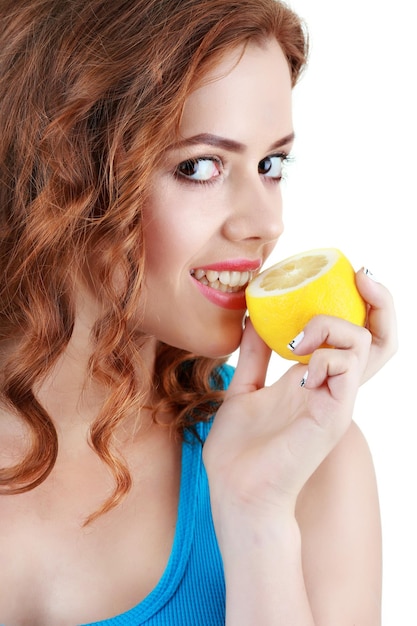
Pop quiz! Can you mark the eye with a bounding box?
[258,154,287,180]
[175,157,221,183]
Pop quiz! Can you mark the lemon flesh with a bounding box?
[245,248,367,363]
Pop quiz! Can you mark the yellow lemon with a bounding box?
[245,248,367,363]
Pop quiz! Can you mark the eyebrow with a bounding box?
[170,131,295,154]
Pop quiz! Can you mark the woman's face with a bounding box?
[139,38,294,357]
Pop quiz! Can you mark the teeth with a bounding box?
[228,271,241,287]
[194,269,206,280]
[206,269,218,283]
[218,271,230,285]
[192,268,254,292]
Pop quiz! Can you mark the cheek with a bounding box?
[143,199,209,273]
[144,216,186,273]
[142,181,223,275]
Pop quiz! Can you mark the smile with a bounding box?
[190,268,255,293]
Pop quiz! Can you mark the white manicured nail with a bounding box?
[242,311,249,330]
[363,267,379,282]
[288,330,305,352]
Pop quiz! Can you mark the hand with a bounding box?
[203,315,372,520]
[355,268,397,383]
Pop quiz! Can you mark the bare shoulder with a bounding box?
[296,420,379,514]
[296,422,382,625]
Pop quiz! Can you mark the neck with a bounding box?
[33,287,158,436]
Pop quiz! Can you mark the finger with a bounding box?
[302,346,362,393]
[355,268,398,352]
[226,318,271,397]
[290,314,372,360]
[291,315,370,399]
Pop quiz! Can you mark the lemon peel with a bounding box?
[245,248,367,363]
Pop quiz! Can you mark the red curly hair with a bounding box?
[0,0,308,521]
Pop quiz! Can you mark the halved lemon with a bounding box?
[245,248,367,363]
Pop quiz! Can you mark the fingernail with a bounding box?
[288,330,304,352]
[363,267,379,282]
[242,311,249,330]
[300,370,309,388]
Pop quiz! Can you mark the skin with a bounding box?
[140,40,292,358]
[0,38,397,625]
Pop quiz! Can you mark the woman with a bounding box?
[0,0,397,624]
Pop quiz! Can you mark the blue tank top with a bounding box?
[83,363,234,626]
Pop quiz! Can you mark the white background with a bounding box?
[229,1,415,623]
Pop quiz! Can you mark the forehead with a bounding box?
[180,39,293,139]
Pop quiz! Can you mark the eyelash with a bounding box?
[174,153,293,186]
[174,155,223,186]
[259,153,294,183]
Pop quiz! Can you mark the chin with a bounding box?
[156,313,245,358]
[194,329,243,359]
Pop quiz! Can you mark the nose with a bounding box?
[221,177,284,244]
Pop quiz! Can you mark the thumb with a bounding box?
[227,318,271,397]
